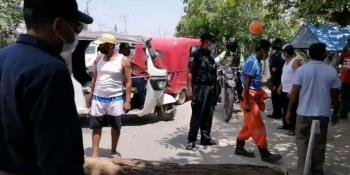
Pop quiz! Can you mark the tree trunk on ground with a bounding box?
[86,158,285,175]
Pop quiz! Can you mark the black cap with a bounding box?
[200,32,214,42]
[282,44,295,54]
[23,0,93,24]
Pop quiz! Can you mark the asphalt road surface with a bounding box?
[82,99,350,175]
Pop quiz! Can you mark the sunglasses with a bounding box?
[65,21,84,34]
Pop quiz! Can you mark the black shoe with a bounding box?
[235,140,255,158]
[267,114,281,119]
[286,130,295,136]
[235,148,255,158]
[277,126,290,130]
[200,139,217,146]
[186,142,196,150]
[259,148,282,163]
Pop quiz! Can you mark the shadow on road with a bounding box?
[80,114,161,128]
[156,98,350,175]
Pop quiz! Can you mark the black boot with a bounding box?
[259,148,282,163]
[186,141,196,150]
[235,140,255,158]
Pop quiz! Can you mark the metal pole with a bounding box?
[303,120,320,175]
[121,15,129,34]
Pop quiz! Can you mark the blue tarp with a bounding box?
[290,23,350,51]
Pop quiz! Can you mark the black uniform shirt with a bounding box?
[189,48,217,85]
[0,34,84,175]
[269,49,285,86]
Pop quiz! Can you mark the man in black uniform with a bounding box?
[186,33,218,150]
[0,0,92,174]
[268,38,285,120]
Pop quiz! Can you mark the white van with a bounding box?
[84,42,98,72]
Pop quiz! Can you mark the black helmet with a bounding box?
[200,32,214,42]
[226,38,238,52]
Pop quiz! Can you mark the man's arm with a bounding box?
[287,85,301,123]
[331,88,340,125]
[30,67,84,175]
[123,59,132,112]
[243,74,252,112]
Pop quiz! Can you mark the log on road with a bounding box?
[84,158,285,175]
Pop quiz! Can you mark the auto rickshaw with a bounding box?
[68,31,176,121]
[132,38,201,105]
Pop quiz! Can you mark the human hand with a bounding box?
[277,86,282,94]
[244,106,250,113]
[124,102,131,112]
[286,112,292,124]
[331,113,339,126]
[187,87,193,100]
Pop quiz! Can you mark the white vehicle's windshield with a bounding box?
[85,45,96,54]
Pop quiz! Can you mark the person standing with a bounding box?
[89,33,132,158]
[186,32,218,150]
[279,44,302,135]
[337,38,350,119]
[235,39,282,163]
[287,42,340,175]
[268,38,285,120]
[0,0,92,174]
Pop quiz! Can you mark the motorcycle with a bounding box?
[218,66,240,122]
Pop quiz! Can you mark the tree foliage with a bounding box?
[176,0,298,47]
[177,0,350,46]
[267,0,350,26]
[0,0,23,48]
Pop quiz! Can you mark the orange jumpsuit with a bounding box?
[237,90,268,148]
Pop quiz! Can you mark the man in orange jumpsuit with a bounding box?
[235,39,282,163]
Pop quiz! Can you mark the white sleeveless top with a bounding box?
[281,58,297,93]
[93,54,125,98]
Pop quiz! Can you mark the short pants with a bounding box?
[89,95,124,129]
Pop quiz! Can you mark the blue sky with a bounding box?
[76,0,185,37]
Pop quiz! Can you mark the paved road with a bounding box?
[82,99,350,175]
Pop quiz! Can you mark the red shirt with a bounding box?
[340,46,350,83]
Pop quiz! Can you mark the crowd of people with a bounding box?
[0,0,349,175]
[185,32,349,174]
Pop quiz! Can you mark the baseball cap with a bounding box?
[200,32,214,42]
[282,44,295,54]
[94,33,117,45]
[23,0,93,24]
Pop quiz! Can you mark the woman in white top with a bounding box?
[279,44,302,135]
[88,33,132,158]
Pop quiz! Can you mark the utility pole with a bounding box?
[159,26,162,37]
[121,15,129,34]
[114,24,118,33]
[84,0,93,31]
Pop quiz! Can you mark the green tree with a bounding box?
[266,0,350,26]
[176,0,297,47]
[0,0,23,48]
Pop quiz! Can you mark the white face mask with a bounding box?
[60,33,79,55]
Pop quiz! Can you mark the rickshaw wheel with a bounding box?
[176,90,187,105]
[156,104,176,121]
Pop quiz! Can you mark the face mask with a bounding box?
[282,54,286,60]
[98,45,109,55]
[60,33,78,55]
[59,21,79,55]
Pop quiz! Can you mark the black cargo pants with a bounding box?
[188,84,217,142]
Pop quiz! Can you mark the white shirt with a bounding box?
[294,61,341,117]
[281,58,297,93]
[94,54,125,98]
